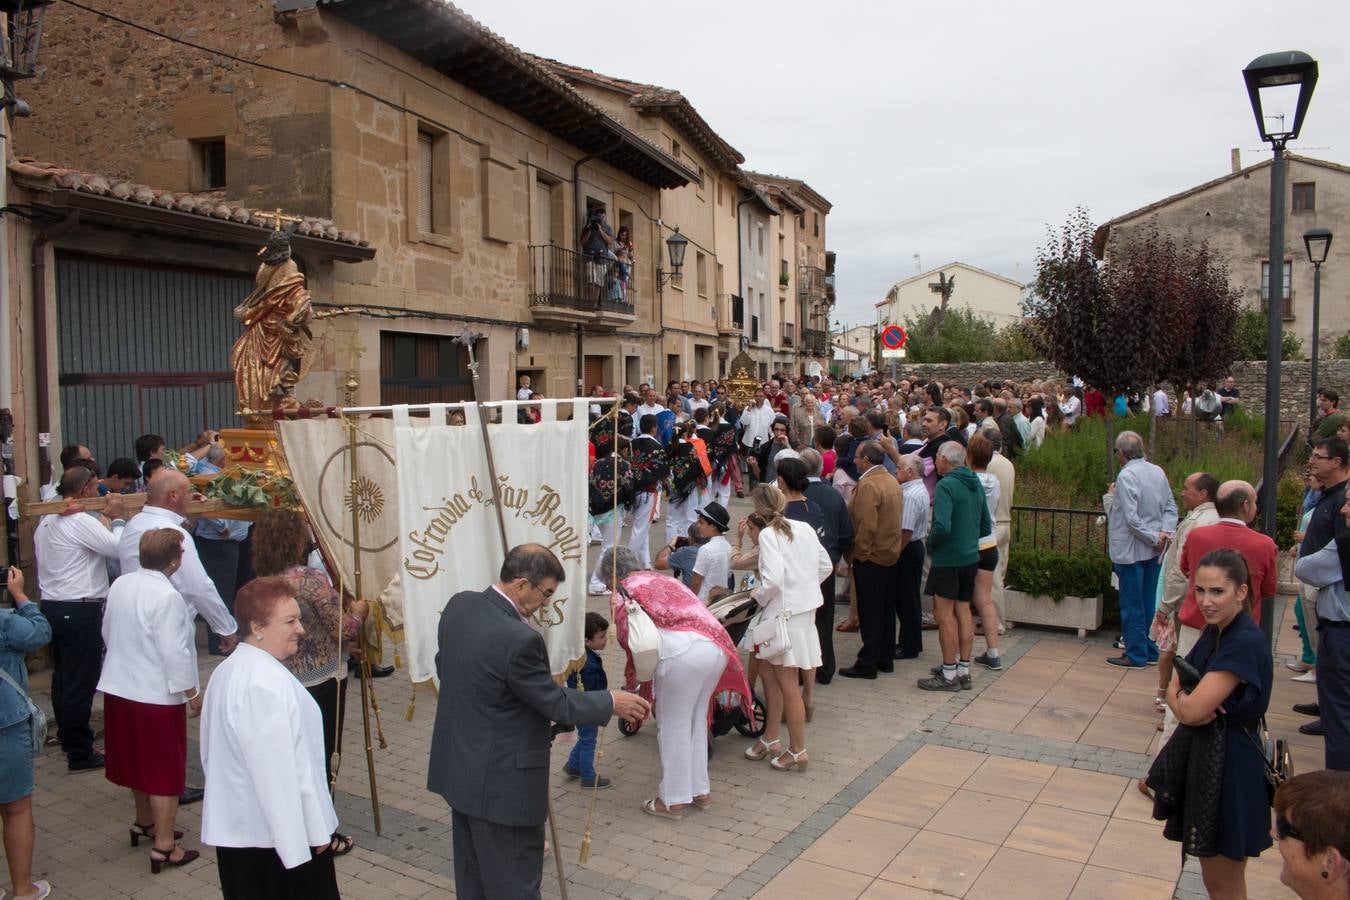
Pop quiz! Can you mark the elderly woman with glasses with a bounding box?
[599,546,751,821]
[1273,770,1350,899]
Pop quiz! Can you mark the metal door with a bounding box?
[56,253,249,464]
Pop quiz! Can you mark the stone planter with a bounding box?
[1277,552,1300,597]
[1004,589,1103,638]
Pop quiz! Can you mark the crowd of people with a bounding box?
[4,366,1350,899]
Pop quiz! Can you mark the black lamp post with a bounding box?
[1243,50,1318,645]
[1304,227,1333,427]
[655,227,688,295]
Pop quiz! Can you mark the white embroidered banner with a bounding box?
[393,400,589,684]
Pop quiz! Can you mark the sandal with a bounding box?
[835,618,859,633]
[642,798,684,820]
[770,748,809,772]
[1154,691,1167,712]
[149,843,200,875]
[329,832,354,856]
[744,738,781,761]
[130,821,184,847]
[691,794,712,810]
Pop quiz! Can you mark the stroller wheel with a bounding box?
[618,716,642,737]
[734,694,767,738]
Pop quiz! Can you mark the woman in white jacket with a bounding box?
[201,576,340,899]
[741,485,832,772]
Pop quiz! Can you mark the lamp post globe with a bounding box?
[1243,51,1318,143]
[665,228,689,275]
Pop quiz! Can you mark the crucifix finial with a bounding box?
[258,207,305,229]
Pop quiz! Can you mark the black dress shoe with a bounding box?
[1299,719,1326,736]
[369,663,395,678]
[1293,702,1321,717]
[878,664,894,674]
[178,786,205,805]
[815,675,832,686]
[838,666,877,680]
[894,650,920,660]
[68,750,105,772]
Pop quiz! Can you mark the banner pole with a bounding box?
[456,327,568,899]
[345,411,383,834]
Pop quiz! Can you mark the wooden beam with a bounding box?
[23,494,271,523]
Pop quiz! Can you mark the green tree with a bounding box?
[900,305,998,363]
[1234,309,1303,361]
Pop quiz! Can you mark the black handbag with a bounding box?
[1238,717,1292,805]
[1173,655,1202,692]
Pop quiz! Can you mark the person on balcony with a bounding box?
[579,208,616,302]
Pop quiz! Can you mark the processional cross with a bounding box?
[256,207,305,232]
[340,332,367,407]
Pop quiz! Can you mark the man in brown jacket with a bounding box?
[840,441,904,679]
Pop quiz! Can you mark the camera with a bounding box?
[587,214,602,225]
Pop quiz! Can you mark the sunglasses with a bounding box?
[1275,813,1303,842]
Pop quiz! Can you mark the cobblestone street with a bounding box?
[20,509,1314,899]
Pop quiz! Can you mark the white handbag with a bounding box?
[748,609,791,662]
[618,586,661,683]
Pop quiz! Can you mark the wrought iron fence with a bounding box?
[528,244,632,311]
[1010,505,1108,554]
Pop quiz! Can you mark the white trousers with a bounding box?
[992,522,1011,621]
[628,492,657,568]
[1160,623,1203,746]
[665,495,697,544]
[710,472,732,509]
[653,637,725,806]
[588,514,623,592]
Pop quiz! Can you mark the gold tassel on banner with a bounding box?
[578,726,606,864]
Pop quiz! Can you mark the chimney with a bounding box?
[1231,148,1242,174]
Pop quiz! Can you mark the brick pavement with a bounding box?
[16,503,1315,898]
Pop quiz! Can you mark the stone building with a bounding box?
[748,172,835,365]
[3,0,842,496]
[1093,152,1350,352]
[878,261,1027,329]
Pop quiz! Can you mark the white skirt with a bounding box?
[760,610,821,670]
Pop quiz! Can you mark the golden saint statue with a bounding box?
[231,229,314,419]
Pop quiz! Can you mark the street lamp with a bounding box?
[1304,227,1333,428]
[655,227,688,296]
[1243,50,1318,646]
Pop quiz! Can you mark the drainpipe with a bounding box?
[571,136,623,397]
[31,210,79,487]
[735,193,753,349]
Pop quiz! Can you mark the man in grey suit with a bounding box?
[428,543,649,899]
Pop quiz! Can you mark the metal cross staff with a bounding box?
[453,326,570,900]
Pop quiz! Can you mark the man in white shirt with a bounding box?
[120,468,238,650]
[34,464,126,770]
[1152,384,1171,418]
[982,428,1015,631]
[738,388,776,486]
[635,387,664,433]
[686,383,710,417]
[193,445,252,656]
[896,455,930,659]
[654,502,732,601]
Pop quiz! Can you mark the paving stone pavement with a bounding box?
[17,501,1313,898]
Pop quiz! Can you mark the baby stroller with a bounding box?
[616,589,766,746]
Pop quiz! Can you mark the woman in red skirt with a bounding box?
[97,528,202,874]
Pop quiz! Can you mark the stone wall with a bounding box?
[888,359,1350,425]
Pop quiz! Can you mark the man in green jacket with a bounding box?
[918,441,991,692]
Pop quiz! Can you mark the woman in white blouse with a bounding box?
[741,485,832,773]
[201,576,340,899]
[97,528,201,875]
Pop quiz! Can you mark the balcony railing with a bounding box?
[797,265,828,301]
[717,293,742,336]
[529,244,633,314]
[780,321,795,347]
[802,327,827,356]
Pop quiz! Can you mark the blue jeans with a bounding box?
[1115,558,1161,666]
[566,725,598,780]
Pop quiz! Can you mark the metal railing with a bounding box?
[528,243,633,313]
[717,293,743,331]
[1010,505,1108,554]
[802,327,827,356]
[797,265,827,300]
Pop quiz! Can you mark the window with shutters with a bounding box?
[1260,260,1295,320]
[1292,182,1316,212]
[408,123,456,247]
[379,331,472,405]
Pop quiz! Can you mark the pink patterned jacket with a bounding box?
[610,571,753,721]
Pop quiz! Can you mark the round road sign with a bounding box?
[881,325,907,349]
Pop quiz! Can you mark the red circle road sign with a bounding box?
[881,325,907,349]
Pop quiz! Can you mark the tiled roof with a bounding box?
[9,158,368,245]
[534,57,746,173]
[743,171,832,213]
[1092,153,1350,258]
[317,0,695,188]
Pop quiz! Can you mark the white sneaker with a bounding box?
[1286,660,1314,673]
[1292,670,1317,684]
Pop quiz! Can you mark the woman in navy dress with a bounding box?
[1166,548,1273,899]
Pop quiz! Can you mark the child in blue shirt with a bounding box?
[564,612,610,788]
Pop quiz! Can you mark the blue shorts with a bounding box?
[0,719,35,804]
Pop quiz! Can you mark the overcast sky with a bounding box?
[474,1,1350,330]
